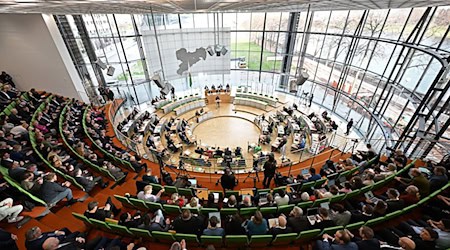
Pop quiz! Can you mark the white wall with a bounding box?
[0,14,88,102]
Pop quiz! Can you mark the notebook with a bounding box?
[268,218,279,228]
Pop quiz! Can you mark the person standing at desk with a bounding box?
[215,95,221,108]
[263,154,277,188]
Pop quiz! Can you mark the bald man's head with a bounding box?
[43,237,60,250]
[279,216,287,227]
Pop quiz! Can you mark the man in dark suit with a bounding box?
[220,168,236,191]
[350,204,374,223]
[287,206,309,233]
[172,209,204,236]
[385,188,405,213]
[39,173,77,206]
[25,226,82,250]
[354,226,380,250]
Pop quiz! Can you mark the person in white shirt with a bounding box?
[274,190,290,206]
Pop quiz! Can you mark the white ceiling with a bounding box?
[0,0,448,14]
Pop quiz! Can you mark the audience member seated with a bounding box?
[330,204,351,226]
[378,222,439,249]
[137,185,164,202]
[274,189,290,206]
[225,213,246,235]
[25,226,83,250]
[0,197,23,223]
[353,226,381,250]
[245,211,268,235]
[0,228,18,250]
[287,206,309,233]
[142,169,158,184]
[119,212,142,228]
[185,197,202,209]
[429,166,448,192]
[84,198,120,221]
[39,173,78,206]
[139,209,170,232]
[269,215,292,237]
[74,168,108,192]
[316,229,358,250]
[171,209,204,235]
[350,204,374,223]
[395,168,430,198]
[224,195,237,208]
[399,185,419,206]
[312,208,336,230]
[203,216,225,236]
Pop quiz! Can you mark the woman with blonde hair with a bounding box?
[185,197,201,209]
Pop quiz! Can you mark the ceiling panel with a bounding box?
[0,0,448,14]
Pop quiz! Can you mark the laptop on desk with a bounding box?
[364,191,379,203]
[258,192,268,205]
[301,169,311,179]
[306,207,320,225]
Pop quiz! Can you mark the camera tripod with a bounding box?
[243,168,260,188]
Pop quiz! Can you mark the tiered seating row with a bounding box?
[82,106,135,172]
[72,178,449,247]
[59,104,125,182]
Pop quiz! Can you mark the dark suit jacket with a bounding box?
[288,216,310,233]
[356,239,380,250]
[386,199,405,213]
[39,181,68,203]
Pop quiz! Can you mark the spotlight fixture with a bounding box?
[206,46,214,56]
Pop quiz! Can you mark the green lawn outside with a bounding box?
[231,42,282,71]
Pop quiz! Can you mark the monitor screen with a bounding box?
[307,207,319,216]
[301,169,309,175]
[320,202,330,210]
[188,179,197,187]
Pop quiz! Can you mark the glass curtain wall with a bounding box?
[58,7,450,161]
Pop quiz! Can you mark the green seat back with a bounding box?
[200,235,223,247]
[240,207,257,217]
[129,198,149,211]
[163,204,182,215]
[200,207,219,216]
[272,186,286,196]
[312,198,330,207]
[164,186,178,195]
[272,233,297,246]
[402,204,418,213]
[130,228,153,240]
[225,235,249,247]
[365,216,386,227]
[109,223,133,237]
[152,231,176,243]
[249,234,273,247]
[321,226,344,236]
[330,193,346,203]
[178,188,194,197]
[345,221,365,231]
[277,204,295,214]
[314,178,327,188]
[72,212,92,226]
[297,201,313,210]
[344,189,360,200]
[220,208,239,216]
[90,218,112,231]
[260,206,278,216]
[385,210,403,220]
[359,185,373,194]
[255,188,270,196]
[225,190,239,198]
[174,233,199,245]
[145,201,163,212]
[114,195,134,208]
[296,229,321,243]
[300,181,315,192]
